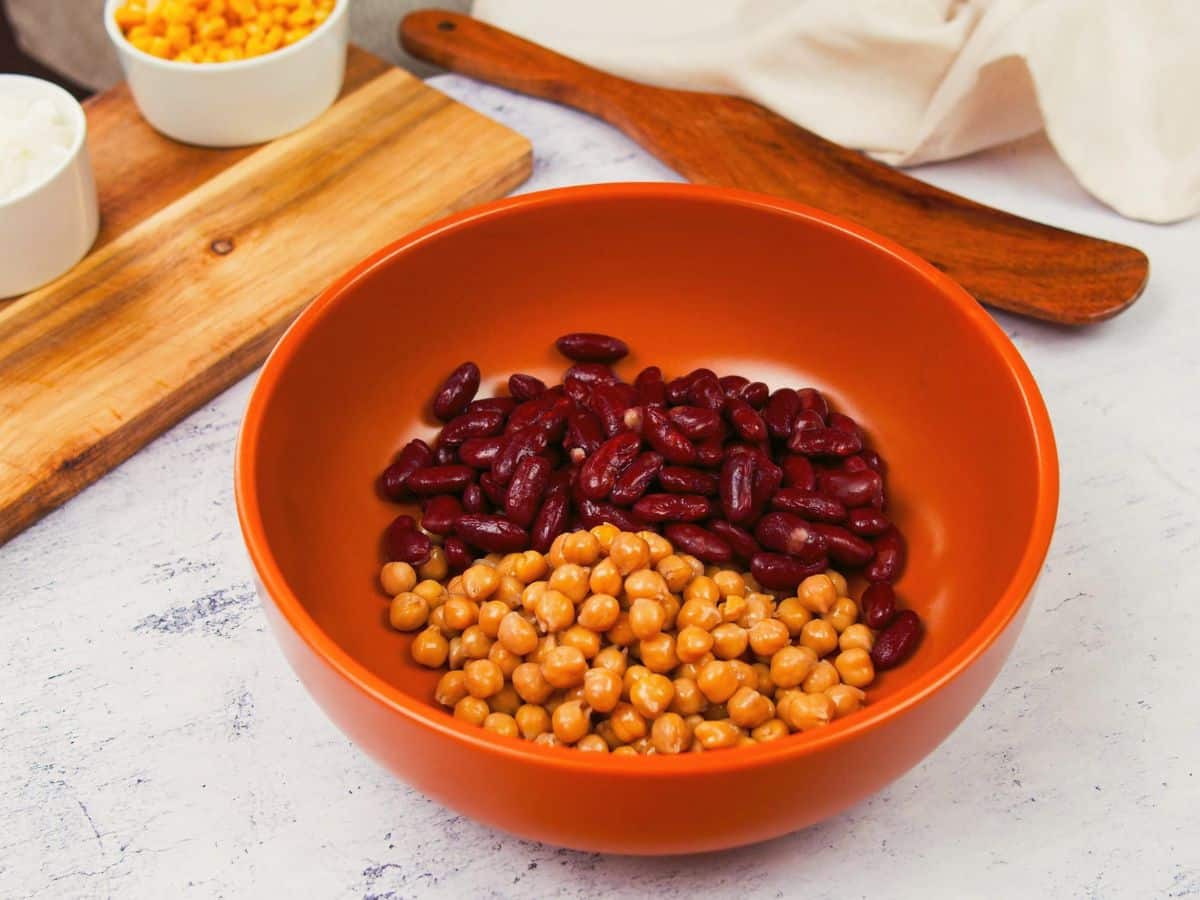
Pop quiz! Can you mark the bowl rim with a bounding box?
[103,0,347,73]
[235,182,1059,775]
[0,74,88,209]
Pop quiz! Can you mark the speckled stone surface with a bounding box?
[2,75,1198,899]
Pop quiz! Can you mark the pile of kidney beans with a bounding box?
[381,333,907,594]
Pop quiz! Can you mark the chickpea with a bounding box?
[826,684,866,718]
[612,745,638,757]
[446,576,466,596]
[638,531,673,564]
[630,737,655,755]
[751,718,790,742]
[447,636,467,670]
[427,604,449,636]
[531,634,558,664]
[751,662,775,696]
[638,633,679,674]
[629,597,666,640]
[532,732,560,747]
[442,596,479,632]
[511,662,554,705]
[678,554,706,579]
[497,611,538,656]
[418,547,449,581]
[608,532,650,575]
[731,660,758,691]
[798,574,837,614]
[515,703,551,740]
[495,553,522,579]
[781,692,835,732]
[826,569,848,597]
[719,594,747,623]
[583,667,623,713]
[460,625,492,659]
[521,580,548,613]
[576,734,609,753]
[541,646,588,689]
[605,612,636,647]
[704,564,721,578]
[588,557,623,596]
[476,600,509,638]
[593,645,628,676]
[802,660,840,694]
[839,623,875,653]
[800,618,840,658]
[411,627,449,667]
[560,625,602,659]
[693,720,741,750]
[513,550,548,583]
[710,623,749,660]
[621,664,652,698]
[834,648,875,688]
[712,569,746,599]
[556,530,597,566]
[578,593,620,631]
[742,572,762,593]
[625,570,669,602]
[825,597,859,633]
[675,624,715,663]
[674,660,704,681]
[608,702,648,743]
[683,575,720,606]
[677,597,722,631]
[630,673,675,718]
[412,579,446,604]
[656,554,694,592]
[774,688,801,723]
[770,645,818,689]
[483,712,519,738]
[727,686,774,728]
[589,522,620,551]
[552,700,591,744]
[458,564,497,601]
[660,594,681,630]
[493,575,524,608]
[737,593,774,629]
[380,561,417,596]
[463,659,504,698]
[488,643,522,678]
[670,677,708,715]
[697,660,739,703]
[453,695,489,726]
[388,592,429,632]
[748,618,790,657]
[547,533,570,568]
[548,564,591,603]
[651,712,692,754]
[434,670,468,707]
[535,589,576,634]
[775,597,813,636]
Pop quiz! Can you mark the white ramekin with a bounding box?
[0,75,100,299]
[103,0,349,147]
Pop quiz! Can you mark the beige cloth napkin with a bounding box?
[474,0,1200,223]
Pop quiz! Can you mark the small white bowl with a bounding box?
[104,0,349,147]
[0,75,99,299]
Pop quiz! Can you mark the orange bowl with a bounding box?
[235,183,1057,854]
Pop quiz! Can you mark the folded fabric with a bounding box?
[474,0,1199,223]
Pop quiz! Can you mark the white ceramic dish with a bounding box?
[0,75,99,299]
[103,0,349,147]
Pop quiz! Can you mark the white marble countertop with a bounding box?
[3,74,1198,899]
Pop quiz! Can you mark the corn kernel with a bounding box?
[227,26,247,44]
[114,7,147,28]
[148,36,172,57]
[165,23,192,51]
[198,16,228,40]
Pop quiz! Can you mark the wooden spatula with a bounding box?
[401,11,1148,325]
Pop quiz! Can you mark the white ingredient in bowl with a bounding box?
[0,94,77,203]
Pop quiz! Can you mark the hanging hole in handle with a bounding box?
[437,20,456,31]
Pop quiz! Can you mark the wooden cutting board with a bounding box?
[0,47,531,546]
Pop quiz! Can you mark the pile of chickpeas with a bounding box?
[381,524,880,754]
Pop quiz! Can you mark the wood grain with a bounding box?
[401,11,1149,325]
[0,56,531,546]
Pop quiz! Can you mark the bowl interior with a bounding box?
[244,187,1050,719]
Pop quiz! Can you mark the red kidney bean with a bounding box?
[789,426,863,457]
[819,468,883,508]
[564,408,605,458]
[725,397,768,442]
[458,436,506,469]
[438,408,506,446]
[809,523,875,567]
[386,516,433,565]
[861,582,897,630]
[564,362,618,385]
[433,444,457,466]
[454,514,530,553]
[719,374,749,397]
[564,376,591,404]
[754,512,828,561]
[860,448,887,477]
[842,454,869,473]
[505,392,560,434]
[695,435,726,468]
[719,452,756,525]
[462,482,488,514]
[421,494,463,536]
[555,332,629,363]
[847,507,891,536]
[492,424,552,483]
[707,519,762,561]
[866,527,906,582]
[658,465,719,495]
[750,552,829,591]
[792,409,825,434]
[780,455,816,491]
[577,499,646,532]
[663,524,732,564]
[432,362,480,421]
[634,366,667,407]
[443,536,473,573]
[872,609,922,670]
[507,373,546,401]
[531,483,571,553]
[740,381,769,409]
[505,455,552,528]
[688,373,726,411]
[827,411,862,439]
[665,376,692,405]
[667,406,722,439]
[589,382,637,437]
[750,455,783,510]
[466,397,516,418]
[642,407,696,465]
[796,387,829,419]
[770,487,847,523]
[406,465,475,495]
[478,471,508,507]
[633,493,714,522]
[762,389,800,440]
[579,431,642,499]
[610,452,664,506]
[381,439,433,500]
